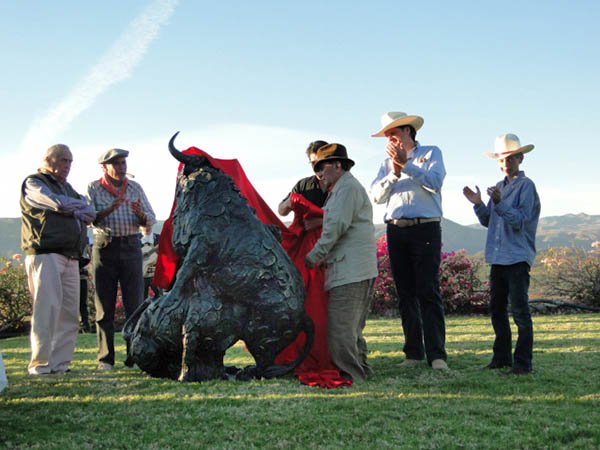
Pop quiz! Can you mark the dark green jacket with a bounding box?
[20,173,87,259]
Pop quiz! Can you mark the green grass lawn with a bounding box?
[1,314,599,449]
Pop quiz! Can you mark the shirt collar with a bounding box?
[38,169,65,185]
[503,170,525,185]
[407,141,419,157]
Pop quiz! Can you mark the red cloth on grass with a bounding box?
[152,147,350,388]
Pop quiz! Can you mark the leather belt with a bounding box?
[386,217,441,228]
[111,234,139,241]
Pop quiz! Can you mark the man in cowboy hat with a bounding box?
[305,143,378,382]
[370,111,448,370]
[463,133,540,375]
[87,148,156,371]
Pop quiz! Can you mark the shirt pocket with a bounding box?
[325,253,346,285]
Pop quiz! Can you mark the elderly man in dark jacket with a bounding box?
[21,144,95,375]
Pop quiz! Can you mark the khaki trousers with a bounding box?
[26,254,80,374]
[327,278,375,382]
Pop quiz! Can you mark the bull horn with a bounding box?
[168,131,199,166]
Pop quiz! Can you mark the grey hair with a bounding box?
[41,144,71,170]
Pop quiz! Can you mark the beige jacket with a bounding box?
[306,171,378,291]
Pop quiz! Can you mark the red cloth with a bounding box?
[153,147,293,289]
[98,175,128,197]
[153,147,350,388]
[275,194,351,388]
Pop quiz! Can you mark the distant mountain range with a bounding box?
[1,213,599,258]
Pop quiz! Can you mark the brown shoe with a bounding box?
[431,359,449,370]
[97,362,114,372]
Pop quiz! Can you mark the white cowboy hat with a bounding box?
[484,134,534,159]
[371,111,424,137]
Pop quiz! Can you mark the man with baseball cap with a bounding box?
[370,112,448,370]
[305,143,378,382]
[463,134,540,375]
[87,148,155,371]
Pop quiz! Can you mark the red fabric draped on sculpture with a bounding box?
[152,147,350,388]
[153,147,293,289]
[276,193,351,388]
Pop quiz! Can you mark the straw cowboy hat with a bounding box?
[371,111,424,137]
[312,143,355,171]
[484,134,534,160]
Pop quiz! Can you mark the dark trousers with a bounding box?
[92,235,143,365]
[489,262,534,371]
[387,222,446,363]
[143,277,160,300]
[79,278,90,331]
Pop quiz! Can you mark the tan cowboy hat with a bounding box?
[371,111,424,137]
[484,134,534,159]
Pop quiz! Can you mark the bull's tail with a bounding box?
[262,314,315,379]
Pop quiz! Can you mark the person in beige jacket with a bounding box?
[305,143,378,382]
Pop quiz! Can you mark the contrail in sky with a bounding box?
[19,0,178,153]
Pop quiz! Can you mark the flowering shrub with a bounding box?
[539,243,600,307]
[0,254,32,335]
[371,235,490,315]
[372,235,398,316]
[114,295,127,331]
[439,249,489,314]
[0,254,132,335]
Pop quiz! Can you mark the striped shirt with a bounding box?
[87,178,156,237]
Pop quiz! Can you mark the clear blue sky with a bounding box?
[2,0,599,224]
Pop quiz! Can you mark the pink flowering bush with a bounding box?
[439,249,489,314]
[0,254,32,335]
[372,235,490,316]
[372,236,398,316]
[539,244,600,306]
[114,290,127,331]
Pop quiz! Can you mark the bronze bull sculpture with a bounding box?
[123,133,314,382]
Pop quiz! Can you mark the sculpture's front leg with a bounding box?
[178,324,226,382]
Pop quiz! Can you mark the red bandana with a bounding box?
[99,175,128,197]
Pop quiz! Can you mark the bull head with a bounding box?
[169,132,209,174]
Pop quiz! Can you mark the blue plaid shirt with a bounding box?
[474,171,540,267]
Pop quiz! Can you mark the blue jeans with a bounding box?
[489,262,534,371]
[387,222,446,363]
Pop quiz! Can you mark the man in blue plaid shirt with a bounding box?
[87,148,156,371]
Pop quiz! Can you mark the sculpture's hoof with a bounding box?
[235,365,258,381]
[223,365,241,380]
